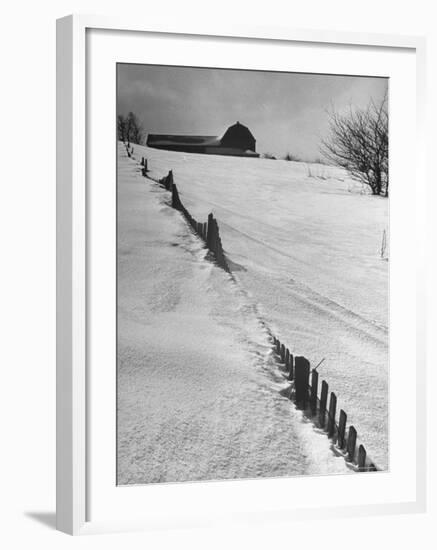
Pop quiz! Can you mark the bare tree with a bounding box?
[127,112,145,145]
[117,112,145,145]
[117,114,127,142]
[321,95,388,196]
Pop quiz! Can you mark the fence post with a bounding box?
[144,159,148,172]
[285,349,290,370]
[206,213,214,249]
[310,370,318,415]
[167,170,174,190]
[288,353,294,380]
[347,426,357,462]
[294,356,310,409]
[210,218,215,251]
[280,344,285,362]
[276,340,281,355]
[216,234,223,265]
[319,380,328,428]
[358,445,367,471]
[172,184,182,210]
[327,392,337,437]
[213,219,219,256]
[337,409,347,449]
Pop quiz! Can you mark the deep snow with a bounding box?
[117,143,351,485]
[120,142,389,473]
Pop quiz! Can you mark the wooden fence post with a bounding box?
[347,426,357,462]
[214,221,219,256]
[144,159,148,172]
[285,349,290,370]
[280,344,285,362]
[276,340,281,355]
[294,356,310,409]
[310,370,318,415]
[172,184,182,210]
[216,234,223,265]
[337,409,347,449]
[327,392,337,437]
[210,218,215,251]
[167,170,174,190]
[206,213,214,249]
[288,353,294,380]
[358,445,367,471]
[213,219,219,256]
[319,380,328,428]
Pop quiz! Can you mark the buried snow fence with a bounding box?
[271,336,379,472]
[142,157,230,273]
[124,142,135,158]
[135,152,379,473]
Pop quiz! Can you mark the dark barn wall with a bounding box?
[220,122,256,152]
[146,142,207,154]
[146,134,218,154]
[146,122,258,156]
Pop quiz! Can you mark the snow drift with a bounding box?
[117,143,353,484]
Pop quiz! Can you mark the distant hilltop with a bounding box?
[146,122,260,158]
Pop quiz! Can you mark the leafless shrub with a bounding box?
[117,111,145,145]
[320,95,388,196]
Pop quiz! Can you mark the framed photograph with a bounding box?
[56,15,427,535]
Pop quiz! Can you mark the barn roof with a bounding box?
[146,122,257,155]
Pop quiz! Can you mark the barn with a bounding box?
[146,122,259,157]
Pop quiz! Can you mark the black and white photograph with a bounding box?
[116,63,389,485]
[1,0,433,545]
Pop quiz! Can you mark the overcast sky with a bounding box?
[117,64,388,159]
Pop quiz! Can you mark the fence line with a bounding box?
[273,334,378,472]
[140,155,230,273]
[133,150,379,473]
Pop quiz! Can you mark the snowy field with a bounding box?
[117,141,388,484]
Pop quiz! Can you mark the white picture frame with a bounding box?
[56,14,427,535]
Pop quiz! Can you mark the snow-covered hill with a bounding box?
[117,141,388,483]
